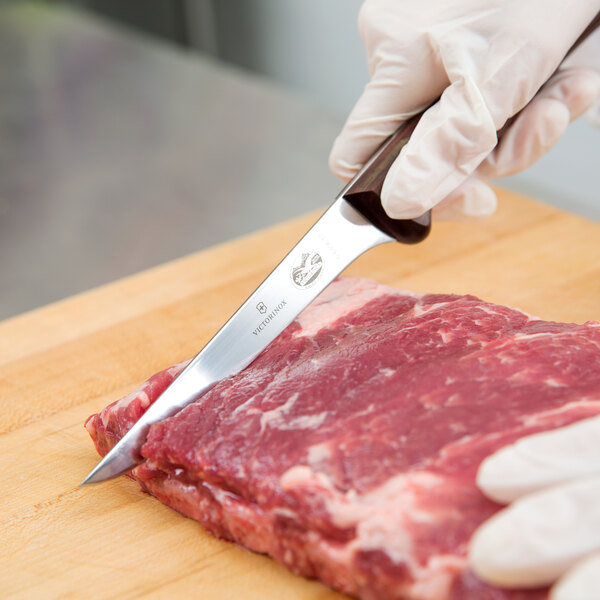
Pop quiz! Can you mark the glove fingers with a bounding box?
[469,476,600,589]
[477,414,600,504]
[381,76,497,218]
[538,66,600,121]
[329,0,449,181]
[433,176,497,221]
[551,552,600,600]
[329,61,446,181]
[477,98,569,178]
[479,67,600,178]
[563,29,600,126]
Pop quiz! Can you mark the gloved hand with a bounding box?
[469,415,600,599]
[566,22,600,126]
[329,1,600,221]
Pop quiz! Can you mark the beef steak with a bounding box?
[85,277,600,600]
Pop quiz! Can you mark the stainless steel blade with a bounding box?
[81,197,395,484]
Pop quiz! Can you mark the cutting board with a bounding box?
[2,188,600,600]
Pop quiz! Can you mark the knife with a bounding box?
[81,114,430,485]
[83,11,599,485]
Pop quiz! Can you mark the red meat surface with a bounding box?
[86,277,600,600]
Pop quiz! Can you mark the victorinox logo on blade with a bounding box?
[256,302,267,314]
[252,300,287,336]
[291,251,323,289]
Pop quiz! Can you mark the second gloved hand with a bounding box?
[469,415,600,599]
[330,0,600,220]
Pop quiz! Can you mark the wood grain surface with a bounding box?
[2,189,600,600]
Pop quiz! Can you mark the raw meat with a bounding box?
[86,277,600,600]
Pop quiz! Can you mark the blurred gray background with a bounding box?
[0,0,598,320]
[62,0,369,115]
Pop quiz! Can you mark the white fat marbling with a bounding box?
[295,277,415,338]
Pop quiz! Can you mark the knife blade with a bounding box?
[81,114,430,485]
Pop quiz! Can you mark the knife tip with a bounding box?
[80,463,108,486]
[80,442,141,486]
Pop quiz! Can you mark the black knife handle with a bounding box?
[342,113,431,245]
[342,9,600,246]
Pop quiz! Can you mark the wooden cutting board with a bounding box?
[2,188,600,600]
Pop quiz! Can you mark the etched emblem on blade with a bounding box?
[252,300,287,336]
[291,251,323,289]
[256,302,267,314]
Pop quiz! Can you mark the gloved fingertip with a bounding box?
[434,179,497,221]
[477,445,529,503]
[478,415,600,504]
[379,159,437,219]
[471,477,600,590]
[462,183,498,218]
[468,513,527,588]
[468,498,568,589]
[380,185,431,220]
[468,522,497,585]
[329,156,361,182]
[568,69,600,121]
[328,139,361,182]
[479,98,569,178]
[544,67,600,121]
[550,553,600,600]
[537,99,570,150]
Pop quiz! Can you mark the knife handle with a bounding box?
[343,9,600,246]
[342,114,431,245]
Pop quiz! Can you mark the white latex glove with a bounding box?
[565,24,600,125]
[329,1,600,221]
[469,415,600,599]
